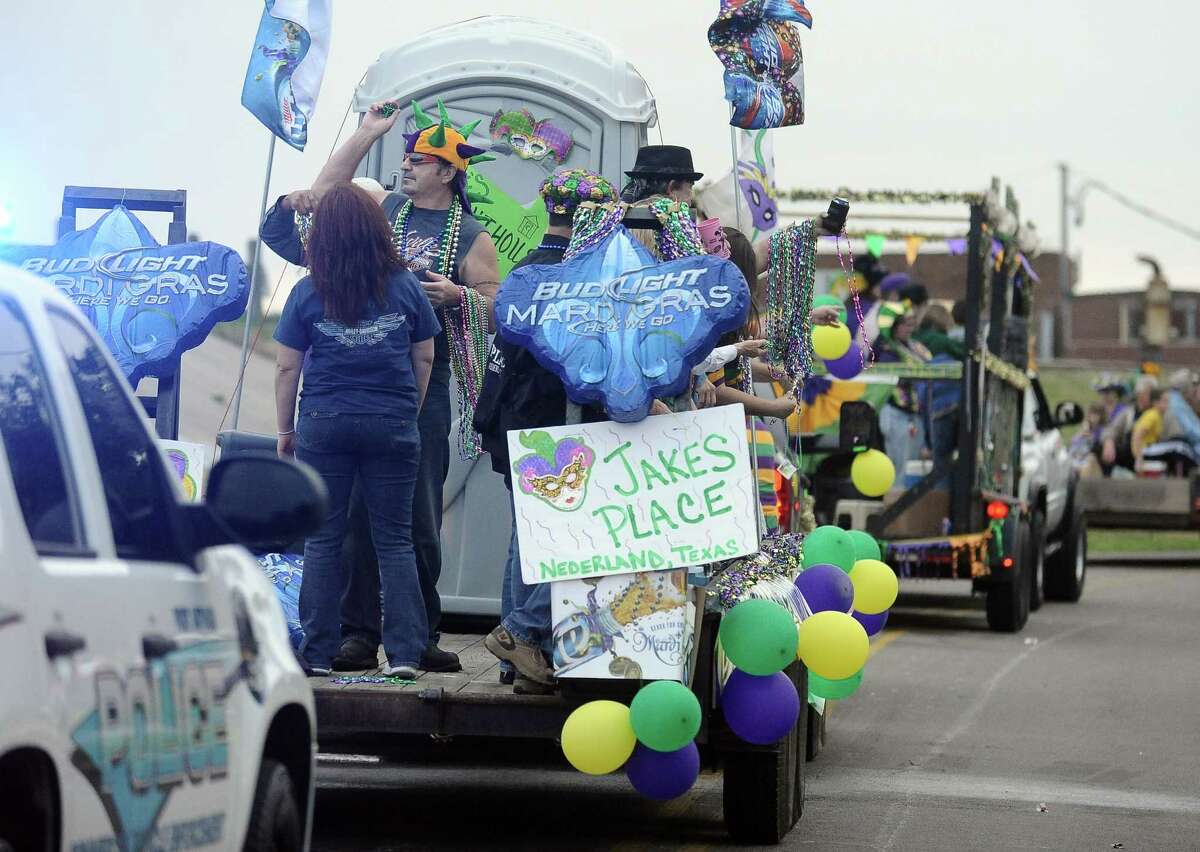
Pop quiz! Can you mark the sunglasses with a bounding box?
[404,153,443,167]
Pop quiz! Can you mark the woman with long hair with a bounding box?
[273,182,440,678]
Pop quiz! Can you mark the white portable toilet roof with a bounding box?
[353,16,658,126]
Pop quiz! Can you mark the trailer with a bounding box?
[801,183,1087,631]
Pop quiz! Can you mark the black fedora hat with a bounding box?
[625,145,703,182]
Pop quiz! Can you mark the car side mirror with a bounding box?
[1054,401,1084,427]
[206,456,328,553]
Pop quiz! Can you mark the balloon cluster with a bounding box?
[560,681,703,801]
[795,526,897,700]
[811,294,864,381]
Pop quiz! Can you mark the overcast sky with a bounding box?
[3,1,1198,300]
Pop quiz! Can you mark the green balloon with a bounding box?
[809,668,864,700]
[847,530,882,564]
[802,525,857,573]
[718,599,799,676]
[629,681,702,752]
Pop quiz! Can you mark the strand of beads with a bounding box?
[834,231,874,368]
[650,198,705,259]
[564,201,625,261]
[764,220,818,395]
[296,212,313,251]
[446,286,489,460]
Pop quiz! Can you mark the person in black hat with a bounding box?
[620,144,704,205]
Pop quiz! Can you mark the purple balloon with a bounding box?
[795,563,855,613]
[722,670,800,745]
[825,341,864,380]
[852,609,889,637]
[625,741,700,801]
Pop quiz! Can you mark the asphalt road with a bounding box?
[312,565,1200,851]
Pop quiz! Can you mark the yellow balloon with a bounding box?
[561,700,636,775]
[813,323,852,361]
[796,611,869,681]
[851,449,895,497]
[849,559,899,614]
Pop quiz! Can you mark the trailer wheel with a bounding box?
[722,665,807,844]
[1028,510,1046,612]
[986,520,1030,632]
[1045,503,1087,602]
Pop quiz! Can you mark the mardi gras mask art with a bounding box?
[490,108,574,163]
[514,430,595,511]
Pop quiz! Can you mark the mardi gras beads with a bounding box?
[834,232,874,369]
[564,202,625,261]
[447,286,489,460]
[649,198,705,260]
[764,220,818,395]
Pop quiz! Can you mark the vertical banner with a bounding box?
[509,406,758,585]
[241,0,332,150]
[695,128,779,240]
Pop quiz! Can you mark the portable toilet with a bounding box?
[351,16,658,616]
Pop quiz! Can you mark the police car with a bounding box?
[0,263,326,850]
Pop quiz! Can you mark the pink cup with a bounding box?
[698,218,730,258]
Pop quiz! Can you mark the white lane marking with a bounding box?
[814,767,1200,815]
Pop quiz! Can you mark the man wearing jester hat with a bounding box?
[261,99,499,673]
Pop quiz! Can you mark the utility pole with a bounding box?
[1059,162,1072,358]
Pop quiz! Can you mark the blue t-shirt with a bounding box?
[274,269,441,419]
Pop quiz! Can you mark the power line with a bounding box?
[1075,177,1200,242]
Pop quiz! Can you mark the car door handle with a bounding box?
[142,633,178,660]
[45,629,87,660]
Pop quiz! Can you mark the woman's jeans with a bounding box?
[880,403,927,481]
[297,412,426,669]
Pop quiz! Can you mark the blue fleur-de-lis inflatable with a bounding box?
[496,227,749,422]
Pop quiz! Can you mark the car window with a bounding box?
[0,298,83,553]
[47,309,185,563]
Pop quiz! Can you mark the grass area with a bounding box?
[211,313,280,358]
[1088,528,1200,554]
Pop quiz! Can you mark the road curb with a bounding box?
[1089,551,1200,567]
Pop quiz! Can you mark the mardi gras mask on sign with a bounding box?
[496,227,749,422]
[514,431,596,512]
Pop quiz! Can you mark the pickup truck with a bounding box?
[1020,377,1087,611]
[0,262,326,851]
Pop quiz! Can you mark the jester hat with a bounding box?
[402,99,496,172]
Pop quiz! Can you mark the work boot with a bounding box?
[484,626,554,685]
[332,637,378,671]
[420,644,462,673]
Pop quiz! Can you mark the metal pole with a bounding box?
[1058,162,1072,359]
[728,121,743,232]
[231,133,278,429]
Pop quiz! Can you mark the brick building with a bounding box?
[818,250,1200,366]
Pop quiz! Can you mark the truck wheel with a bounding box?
[1028,511,1046,612]
[243,758,303,852]
[722,665,807,844]
[805,703,825,762]
[1045,503,1087,602]
[986,520,1030,632]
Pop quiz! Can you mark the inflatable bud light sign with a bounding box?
[0,206,249,384]
[496,227,749,421]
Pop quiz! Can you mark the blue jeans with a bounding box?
[340,369,451,648]
[297,412,427,669]
[880,403,927,481]
[501,509,552,653]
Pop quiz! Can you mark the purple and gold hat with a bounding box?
[539,168,618,215]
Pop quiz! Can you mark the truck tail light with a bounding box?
[986,500,1009,520]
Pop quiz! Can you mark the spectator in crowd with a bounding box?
[914,303,966,359]
[273,183,440,678]
[1069,401,1108,475]
[1092,372,1135,474]
[874,302,933,478]
[1131,388,1170,473]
